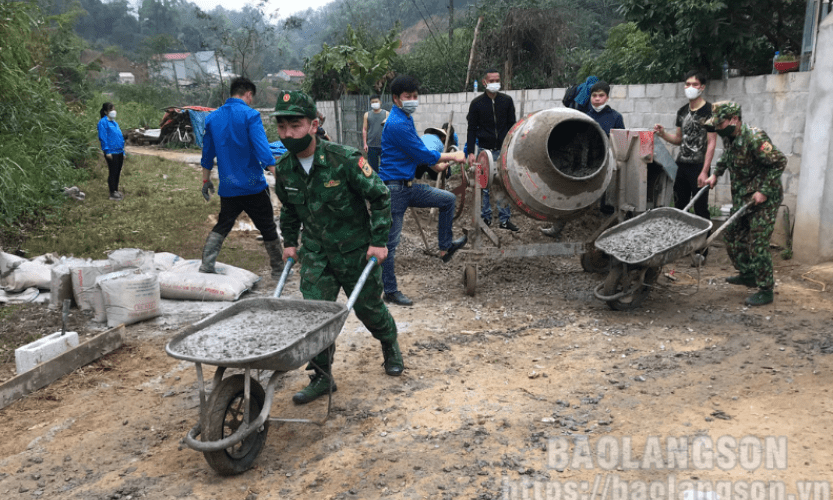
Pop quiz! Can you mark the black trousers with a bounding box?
[211,189,278,242]
[673,162,711,221]
[104,153,124,193]
[674,162,711,257]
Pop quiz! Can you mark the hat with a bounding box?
[271,91,317,119]
[711,101,742,125]
[423,126,448,140]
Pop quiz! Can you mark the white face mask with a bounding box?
[108,110,117,119]
[400,100,419,114]
[592,104,606,113]
[371,102,381,110]
[485,82,501,93]
[684,87,703,100]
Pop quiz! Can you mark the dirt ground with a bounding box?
[2,148,833,500]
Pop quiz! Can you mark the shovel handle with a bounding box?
[682,186,710,213]
[345,257,377,312]
[273,257,295,298]
[705,201,753,247]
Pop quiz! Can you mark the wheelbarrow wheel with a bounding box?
[604,267,660,311]
[463,265,477,296]
[580,248,611,274]
[203,374,268,476]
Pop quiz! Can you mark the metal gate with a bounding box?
[336,95,393,151]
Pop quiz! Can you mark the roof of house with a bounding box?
[162,53,191,61]
[279,69,305,77]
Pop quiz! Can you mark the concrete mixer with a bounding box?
[458,107,677,300]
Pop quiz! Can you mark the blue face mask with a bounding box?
[400,100,419,115]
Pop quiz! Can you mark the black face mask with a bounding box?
[717,125,737,138]
[282,133,313,154]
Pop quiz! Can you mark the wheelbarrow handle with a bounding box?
[273,257,295,298]
[682,186,710,213]
[345,257,377,312]
[705,201,753,247]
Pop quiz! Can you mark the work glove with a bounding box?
[202,180,215,201]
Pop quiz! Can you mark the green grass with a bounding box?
[20,155,220,262]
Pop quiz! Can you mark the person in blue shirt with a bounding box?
[198,77,283,279]
[97,102,126,201]
[415,124,458,181]
[379,75,467,306]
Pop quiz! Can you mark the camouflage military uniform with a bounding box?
[273,139,397,371]
[713,123,785,290]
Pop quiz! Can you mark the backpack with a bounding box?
[562,84,581,109]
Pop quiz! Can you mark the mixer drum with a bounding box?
[498,107,614,221]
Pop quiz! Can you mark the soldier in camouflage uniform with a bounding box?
[705,102,785,306]
[271,91,404,405]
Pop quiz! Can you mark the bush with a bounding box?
[0,2,94,228]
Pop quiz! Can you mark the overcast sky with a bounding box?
[187,0,334,18]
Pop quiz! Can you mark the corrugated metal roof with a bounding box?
[280,69,305,77]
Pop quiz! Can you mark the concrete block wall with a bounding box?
[316,73,810,244]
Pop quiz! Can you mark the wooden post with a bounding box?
[464,16,484,91]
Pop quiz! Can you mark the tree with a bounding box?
[303,24,401,100]
[577,22,665,84]
[617,0,805,78]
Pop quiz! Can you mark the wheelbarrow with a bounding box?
[165,257,377,475]
[593,187,752,310]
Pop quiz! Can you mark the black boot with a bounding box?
[199,231,225,273]
[381,340,405,376]
[263,238,284,279]
[292,370,337,404]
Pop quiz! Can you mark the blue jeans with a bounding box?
[480,150,511,223]
[382,182,456,294]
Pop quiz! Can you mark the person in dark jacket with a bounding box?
[466,69,519,231]
[97,102,126,201]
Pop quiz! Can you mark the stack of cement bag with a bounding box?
[1,248,261,327]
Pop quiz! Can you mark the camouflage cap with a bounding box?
[711,101,742,124]
[271,91,317,119]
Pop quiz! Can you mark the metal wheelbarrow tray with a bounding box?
[165,257,377,476]
[594,207,713,269]
[166,297,347,371]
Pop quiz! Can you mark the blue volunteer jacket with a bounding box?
[379,105,441,181]
[97,116,125,155]
[201,98,276,197]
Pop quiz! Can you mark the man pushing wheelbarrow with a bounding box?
[271,91,405,404]
[705,101,786,307]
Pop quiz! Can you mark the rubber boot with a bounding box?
[381,340,404,376]
[726,274,756,287]
[292,370,337,404]
[263,238,284,279]
[198,231,225,274]
[745,288,774,306]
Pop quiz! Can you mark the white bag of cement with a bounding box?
[108,248,155,273]
[0,287,40,304]
[157,271,248,301]
[153,252,182,272]
[92,269,138,323]
[70,260,114,311]
[2,260,52,292]
[99,271,161,327]
[50,257,87,308]
[0,250,27,276]
[171,259,260,288]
